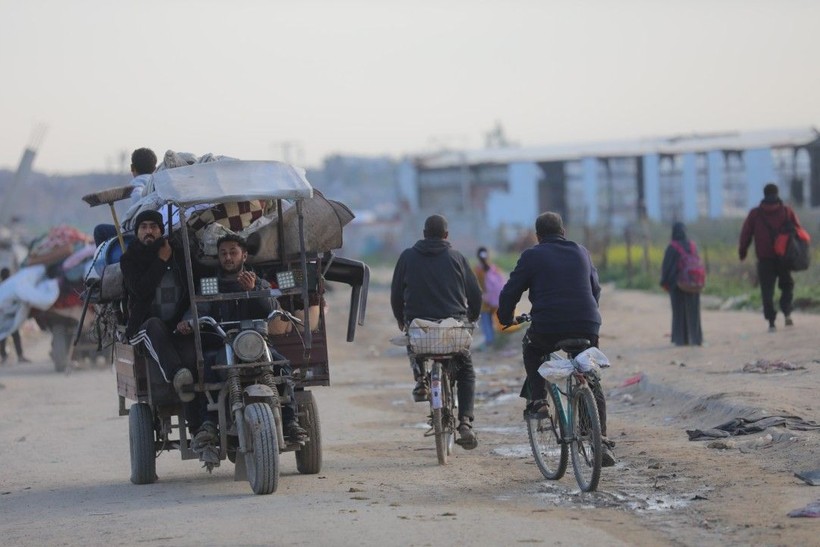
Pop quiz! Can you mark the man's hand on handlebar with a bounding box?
[175,319,192,335]
[501,313,531,330]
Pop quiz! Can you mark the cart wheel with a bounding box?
[129,403,157,485]
[50,323,71,372]
[244,402,279,495]
[295,391,322,474]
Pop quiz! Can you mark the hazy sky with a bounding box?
[1,0,818,175]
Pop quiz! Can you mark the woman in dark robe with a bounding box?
[660,222,703,346]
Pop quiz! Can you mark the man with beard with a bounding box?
[181,234,307,442]
[119,210,204,439]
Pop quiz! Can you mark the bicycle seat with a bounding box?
[556,338,591,356]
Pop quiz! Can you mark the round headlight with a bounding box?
[232,330,267,362]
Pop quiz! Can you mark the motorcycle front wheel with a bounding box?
[243,402,279,495]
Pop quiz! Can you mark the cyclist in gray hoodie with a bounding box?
[391,214,482,449]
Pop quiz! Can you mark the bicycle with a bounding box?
[512,313,607,492]
[406,320,473,465]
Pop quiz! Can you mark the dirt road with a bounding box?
[1,282,818,546]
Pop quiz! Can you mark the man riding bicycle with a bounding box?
[390,214,482,450]
[497,212,615,467]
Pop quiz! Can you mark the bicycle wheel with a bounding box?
[527,386,567,480]
[570,384,602,492]
[443,367,456,456]
[430,361,448,464]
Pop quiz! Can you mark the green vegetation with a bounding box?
[359,211,820,313]
[574,214,820,313]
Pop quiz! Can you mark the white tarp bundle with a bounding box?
[0,265,60,340]
[537,347,611,381]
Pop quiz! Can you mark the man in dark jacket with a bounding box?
[119,208,208,456]
[390,214,482,449]
[739,183,804,331]
[182,234,307,443]
[120,209,193,384]
[497,211,614,466]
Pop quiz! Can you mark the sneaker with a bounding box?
[601,439,616,467]
[173,368,195,402]
[785,316,794,327]
[524,399,550,420]
[285,421,308,442]
[455,421,478,450]
[412,378,429,402]
[18,357,30,363]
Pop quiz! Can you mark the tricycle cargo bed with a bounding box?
[115,342,148,402]
[270,328,329,387]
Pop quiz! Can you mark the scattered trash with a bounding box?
[788,499,820,518]
[706,439,734,450]
[687,415,820,440]
[795,470,820,486]
[737,433,774,452]
[619,374,644,388]
[742,359,805,373]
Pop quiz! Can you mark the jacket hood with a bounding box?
[412,237,452,256]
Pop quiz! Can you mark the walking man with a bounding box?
[739,183,805,331]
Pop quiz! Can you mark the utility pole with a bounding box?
[0,124,47,227]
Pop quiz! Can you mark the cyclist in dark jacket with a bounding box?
[390,214,482,449]
[497,211,614,466]
[738,183,804,331]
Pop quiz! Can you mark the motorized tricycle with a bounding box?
[81,160,369,494]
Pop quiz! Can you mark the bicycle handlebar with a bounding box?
[501,313,531,330]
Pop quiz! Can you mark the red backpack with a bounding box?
[669,241,706,293]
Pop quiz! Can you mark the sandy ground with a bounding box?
[1,278,819,546]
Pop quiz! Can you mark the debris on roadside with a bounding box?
[742,359,805,373]
[687,415,820,440]
[788,499,820,518]
[795,469,820,486]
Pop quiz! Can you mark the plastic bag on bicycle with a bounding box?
[574,347,610,370]
[537,358,575,381]
[537,347,611,381]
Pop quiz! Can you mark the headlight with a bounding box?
[232,330,267,362]
[276,270,296,289]
[200,277,219,295]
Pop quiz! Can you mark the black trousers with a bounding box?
[0,331,24,359]
[129,317,208,430]
[522,329,608,437]
[757,258,794,323]
[409,350,476,422]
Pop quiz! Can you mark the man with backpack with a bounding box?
[739,183,806,332]
[660,222,703,346]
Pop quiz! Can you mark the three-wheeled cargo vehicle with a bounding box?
[82,160,369,494]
